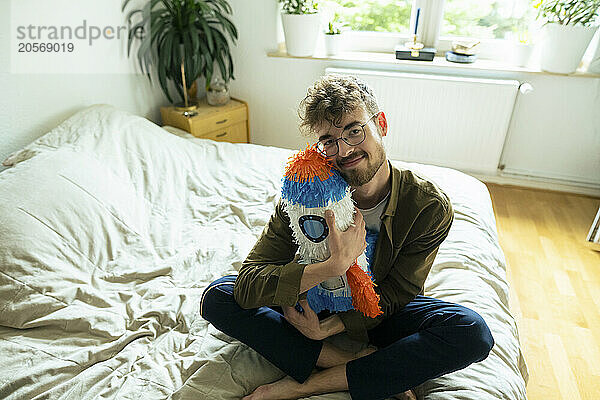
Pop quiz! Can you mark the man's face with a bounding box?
[315,107,387,187]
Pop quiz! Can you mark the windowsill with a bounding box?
[267,48,600,79]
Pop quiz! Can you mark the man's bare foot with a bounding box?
[242,376,302,400]
[393,389,417,400]
[243,364,347,400]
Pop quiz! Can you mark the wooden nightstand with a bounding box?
[160,97,249,143]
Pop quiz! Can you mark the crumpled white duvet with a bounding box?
[0,105,528,400]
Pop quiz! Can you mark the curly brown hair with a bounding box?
[298,74,380,136]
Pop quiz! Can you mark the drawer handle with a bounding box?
[216,119,228,124]
[216,132,227,137]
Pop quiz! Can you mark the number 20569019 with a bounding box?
[18,42,74,52]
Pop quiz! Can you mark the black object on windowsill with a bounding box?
[395,45,436,61]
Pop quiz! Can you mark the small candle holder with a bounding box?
[405,34,425,58]
[394,7,435,62]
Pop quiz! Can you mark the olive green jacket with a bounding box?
[233,163,454,342]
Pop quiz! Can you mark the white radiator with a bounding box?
[326,68,519,175]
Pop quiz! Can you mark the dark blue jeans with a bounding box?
[200,275,494,400]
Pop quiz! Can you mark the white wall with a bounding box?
[225,0,600,195]
[0,0,168,170]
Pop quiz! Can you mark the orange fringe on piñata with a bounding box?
[346,262,383,318]
[284,145,332,182]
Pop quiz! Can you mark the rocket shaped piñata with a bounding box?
[281,145,383,318]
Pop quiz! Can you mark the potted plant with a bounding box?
[279,0,321,57]
[534,0,600,74]
[324,17,343,56]
[511,28,534,67]
[123,0,238,109]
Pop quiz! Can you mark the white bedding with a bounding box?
[0,105,528,399]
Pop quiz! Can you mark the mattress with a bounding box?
[0,105,528,399]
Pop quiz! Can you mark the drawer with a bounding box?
[189,105,246,137]
[199,121,247,143]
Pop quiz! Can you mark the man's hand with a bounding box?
[298,208,367,294]
[282,299,328,340]
[325,208,367,276]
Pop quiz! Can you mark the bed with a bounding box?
[0,105,528,399]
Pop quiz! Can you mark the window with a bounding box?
[442,0,537,41]
[322,0,412,33]
[319,0,540,58]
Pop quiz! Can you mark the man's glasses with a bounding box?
[316,113,380,157]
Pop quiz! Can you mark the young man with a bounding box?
[200,75,494,400]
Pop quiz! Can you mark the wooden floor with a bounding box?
[485,183,600,400]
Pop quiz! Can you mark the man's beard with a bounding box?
[338,142,386,187]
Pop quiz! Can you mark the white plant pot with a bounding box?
[324,34,342,55]
[511,43,534,67]
[587,31,600,74]
[540,23,598,74]
[281,13,321,57]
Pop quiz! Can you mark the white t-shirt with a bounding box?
[358,191,390,233]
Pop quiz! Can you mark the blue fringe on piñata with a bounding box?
[306,229,380,313]
[281,170,348,208]
[364,229,379,279]
[307,284,354,314]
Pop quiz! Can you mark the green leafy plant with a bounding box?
[325,14,343,34]
[512,20,531,44]
[326,21,341,34]
[516,30,531,44]
[122,0,238,104]
[533,0,600,26]
[279,0,319,14]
